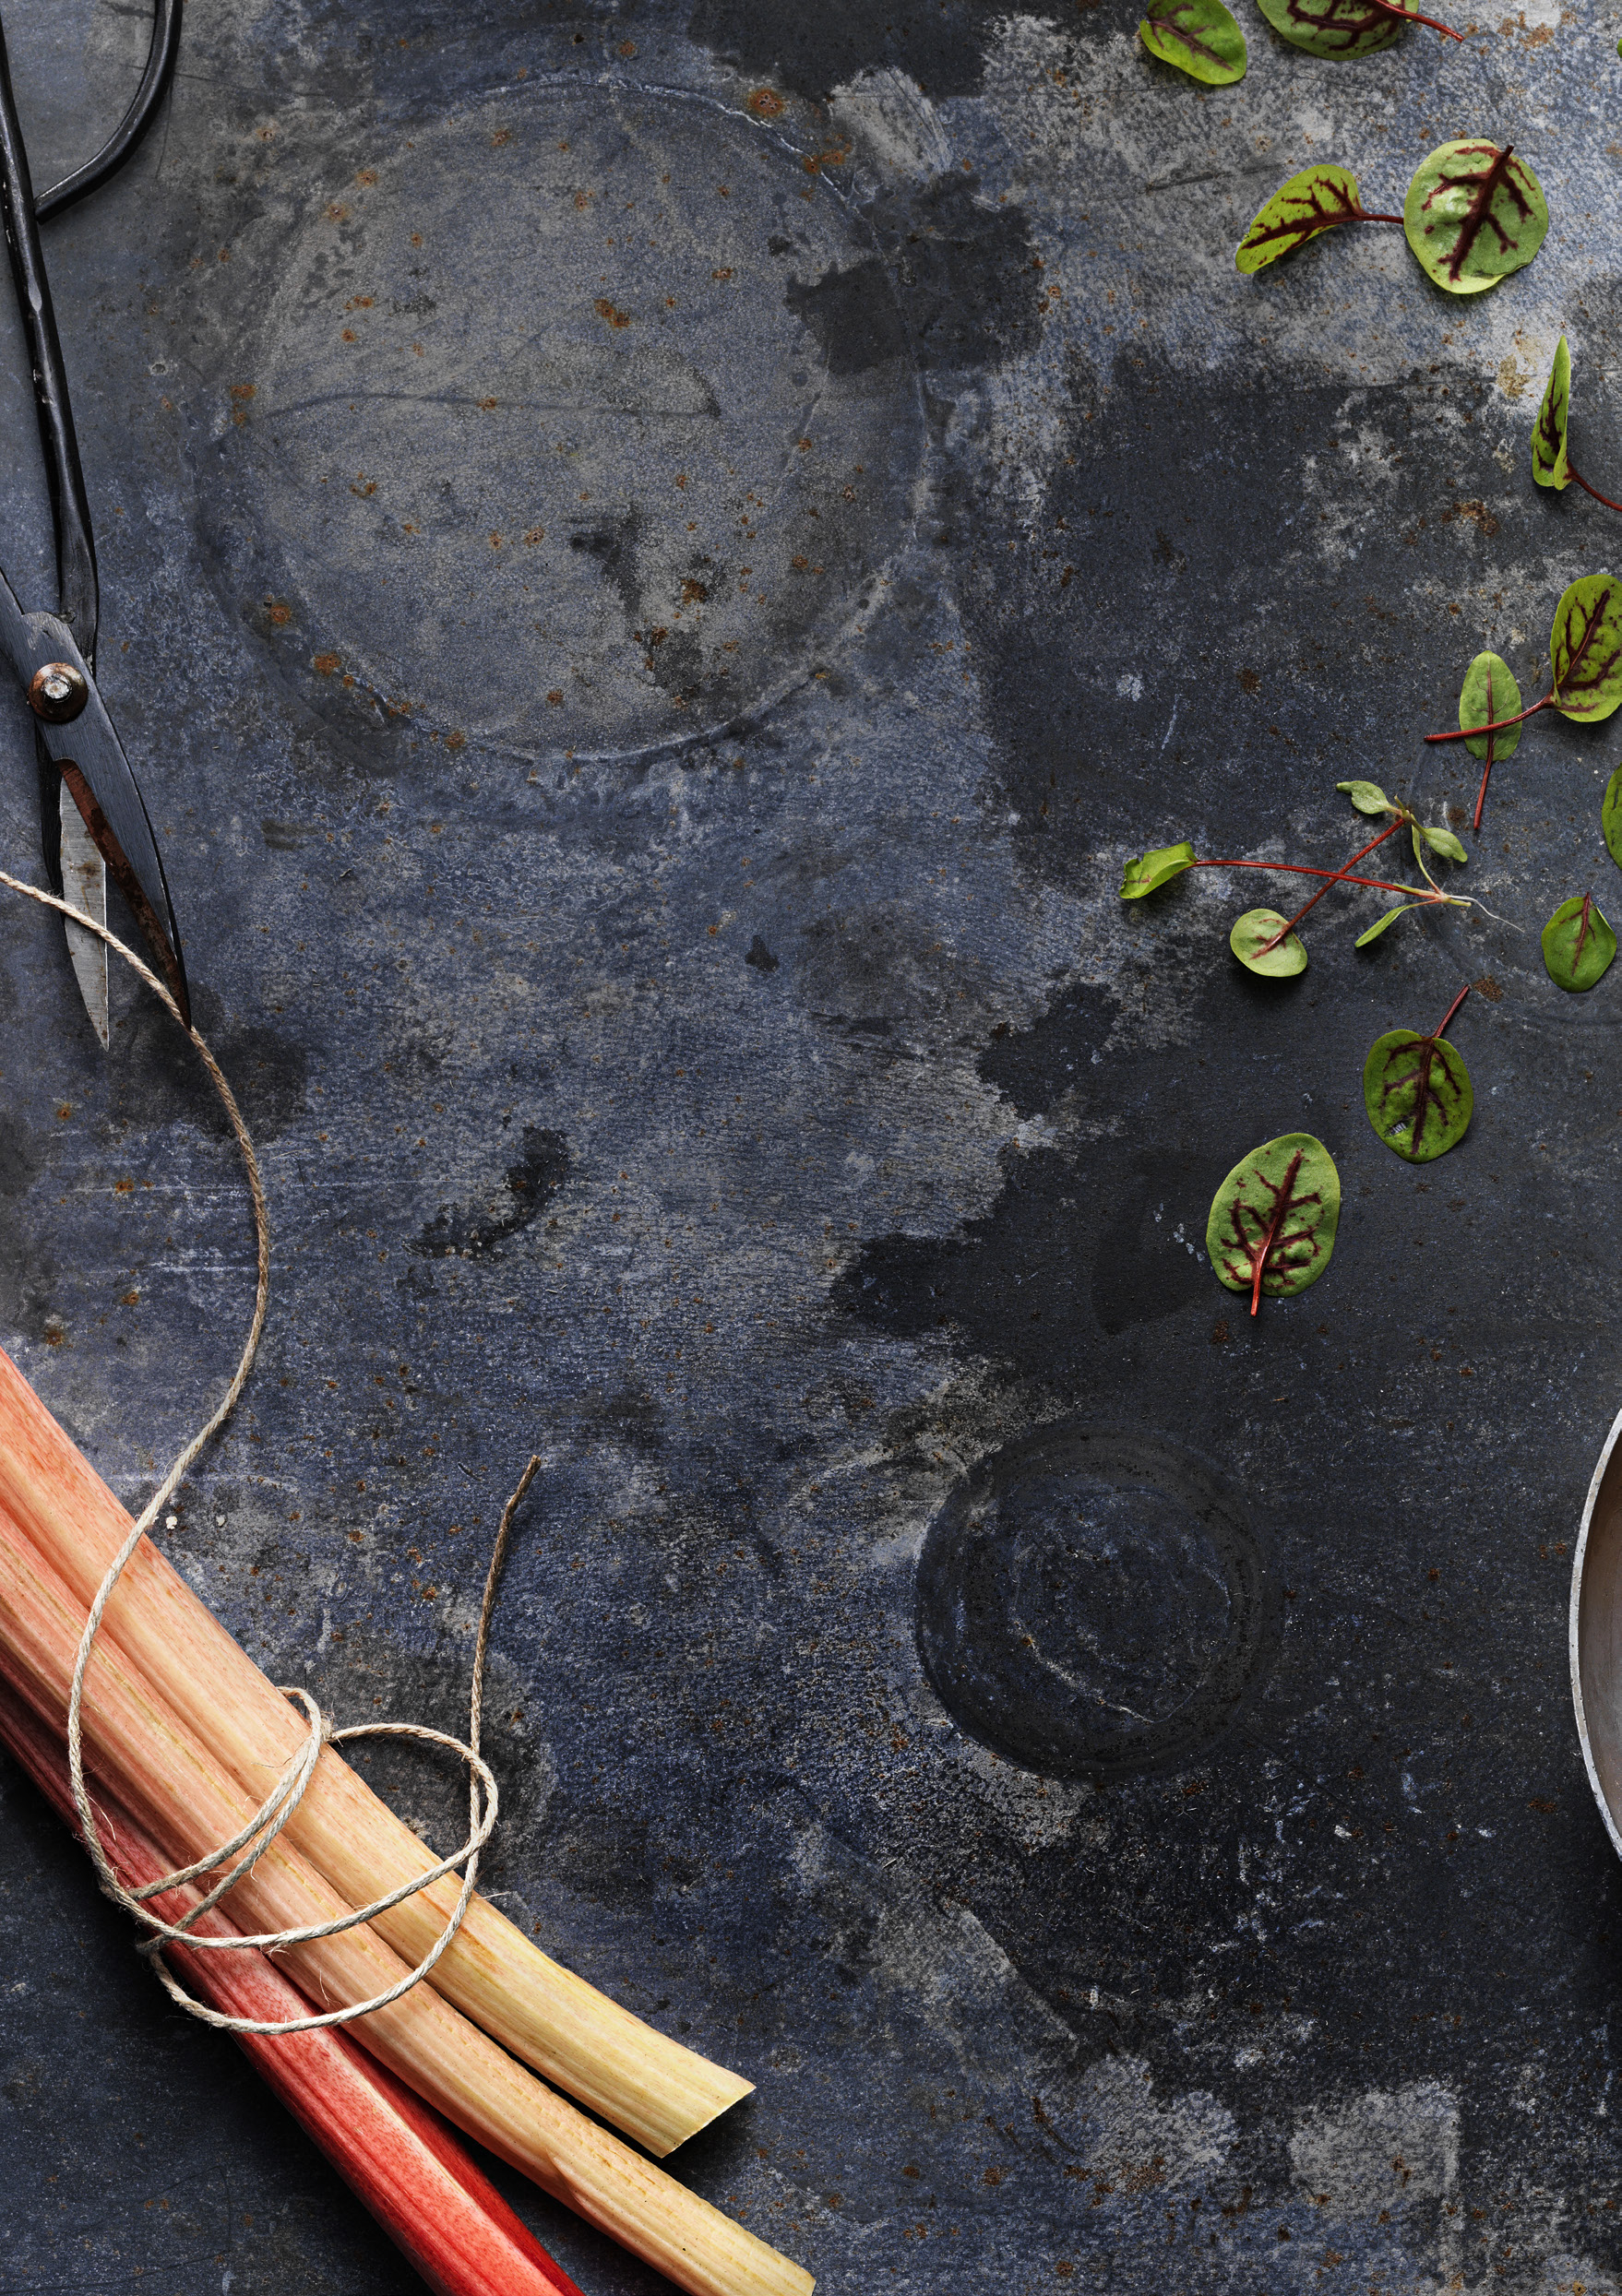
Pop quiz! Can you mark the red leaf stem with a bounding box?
[1193,859,1446,898]
[1343,209,1406,223]
[1255,818,1405,954]
[1472,736,1494,833]
[1433,981,1472,1041]
[1570,467,1622,516]
[0,1679,585,2296]
[1369,0,1463,36]
[1425,693,1553,744]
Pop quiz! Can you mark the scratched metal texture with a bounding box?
[1,0,1620,2290]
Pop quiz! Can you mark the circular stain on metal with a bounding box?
[917,1424,1280,1780]
[205,83,924,764]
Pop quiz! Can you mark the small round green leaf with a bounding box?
[1337,779,1392,815]
[1542,892,1617,991]
[1420,822,1469,865]
[1363,1028,1473,1161]
[1236,164,1365,274]
[1354,903,1416,946]
[1403,140,1549,296]
[1602,763,1622,871]
[1206,1132,1341,1314]
[1460,651,1521,761]
[1254,0,1403,57]
[1230,907,1307,977]
[1140,0,1248,80]
[1533,336,1571,490]
[1121,840,1197,898]
[1550,575,1622,723]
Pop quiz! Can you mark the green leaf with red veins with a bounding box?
[1230,907,1307,977]
[1236,165,1366,274]
[1255,0,1404,57]
[1533,336,1570,489]
[1542,893,1617,991]
[1206,1132,1341,1315]
[1550,575,1622,721]
[1140,0,1247,80]
[1603,763,1622,871]
[1363,1028,1473,1161]
[1403,141,1548,295]
[1120,839,1197,898]
[1460,650,1521,760]
[1337,779,1394,815]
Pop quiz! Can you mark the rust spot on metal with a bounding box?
[356,168,377,185]
[712,266,734,281]
[593,298,631,327]
[341,327,357,342]
[327,203,350,222]
[268,601,292,627]
[478,395,498,409]
[523,527,545,543]
[314,652,340,675]
[574,189,590,209]
[491,128,512,148]
[230,382,256,401]
[748,87,786,117]
[446,731,467,751]
[618,39,637,56]
[547,688,565,705]
[682,577,709,603]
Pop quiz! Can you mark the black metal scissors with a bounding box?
[0,1,188,1040]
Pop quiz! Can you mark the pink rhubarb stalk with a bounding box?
[0,1676,585,2296]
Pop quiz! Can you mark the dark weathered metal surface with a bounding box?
[2,1,1620,2290]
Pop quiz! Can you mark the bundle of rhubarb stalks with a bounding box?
[0,1343,813,2296]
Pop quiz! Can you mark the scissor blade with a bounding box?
[58,785,108,1046]
[0,565,189,1027]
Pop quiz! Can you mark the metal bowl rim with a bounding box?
[1569,1398,1622,1862]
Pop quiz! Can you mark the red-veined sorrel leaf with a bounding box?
[1337,779,1394,816]
[1255,0,1404,56]
[1603,763,1622,871]
[1403,141,1548,296]
[1354,903,1421,946]
[1533,336,1570,489]
[1542,892,1617,991]
[1460,652,1521,761]
[1206,1132,1341,1315]
[1230,906,1307,977]
[1363,1027,1473,1161]
[1460,649,1521,827]
[1140,0,1247,80]
[1236,165,1371,274]
[1549,575,1622,721]
[1121,840,1197,898]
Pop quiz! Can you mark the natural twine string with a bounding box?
[1,864,540,2035]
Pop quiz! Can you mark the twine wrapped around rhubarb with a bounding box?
[1,863,520,2038]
